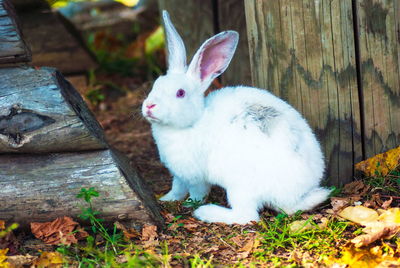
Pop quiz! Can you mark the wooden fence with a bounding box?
[158,0,400,186]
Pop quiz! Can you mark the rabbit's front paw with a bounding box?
[194,204,259,224]
[159,191,186,201]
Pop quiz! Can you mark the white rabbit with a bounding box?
[142,10,331,224]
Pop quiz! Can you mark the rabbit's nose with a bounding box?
[146,103,156,110]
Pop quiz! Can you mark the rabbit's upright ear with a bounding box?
[187,31,238,87]
[162,10,187,73]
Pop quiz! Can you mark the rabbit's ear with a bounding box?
[162,10,187,73]
[187,31,238,87]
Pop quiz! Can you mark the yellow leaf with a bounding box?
[338,206,379,225]
[33,251,63,267]
[0,249,9,268]
[355,146,400,176]
[378,207,400,224]
[114,0,139,7]
[325,245,400,268]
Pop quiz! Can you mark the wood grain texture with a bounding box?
[0,149,163,229]
[218,0,252,86]
[157,0,251,86]
[356,0,400,157]
[0,66,107,153]
[244,0,362,186]
[18,10,96,74]
[157,0,214,62]
[0,0,31,63]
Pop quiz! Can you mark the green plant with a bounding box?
[255,213,350,263]
[182,198,203,210]
[364,164,400,195]
[0,223,18,238]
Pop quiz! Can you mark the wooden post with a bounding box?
[157,0,251,86]
[244,0,362,186]
[356,0,400,157]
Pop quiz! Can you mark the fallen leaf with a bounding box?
[355,146,400,177]
[141,225,157,241]
[115,221,140,241]
[381,197,393,210]
[325,245,400,268]
[342,180,370,196]
[289,220,315,233]
[7,254,37,267]
[0,221,4,231]
[340,207,400,247]
[33,251,63,267]
[0,248,9,267]
[330,197,351,212]
[31,217,88,245]
[377,208,400,224]
[338,206,379,225]
[318,217,329,229]
[351,221,400,247]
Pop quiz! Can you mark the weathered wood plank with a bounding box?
[0,67,107,153]
[157,0,214,63]
[17,10,96,74]
[217,0,251,86]
[0,149,163,229]
[244,0,362,185]
[157,0,251,86]
[0,0,31,63]
[356,0,400,157]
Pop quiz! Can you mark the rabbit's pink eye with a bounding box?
[176,89,185,98]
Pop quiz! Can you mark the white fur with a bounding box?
[141,11,330,224]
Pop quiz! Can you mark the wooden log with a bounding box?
[157,0,251,86]
[0,0,31,64]
[0,149,163,229]
[244,0,362,186]
[356,0,400,157]
[17,9,97,74]
[0,66,107,153]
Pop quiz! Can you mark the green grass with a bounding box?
[55,188,362,267]
[364,166,400,195]
[255,212,350,263]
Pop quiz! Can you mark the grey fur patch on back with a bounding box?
[232,104,281,134]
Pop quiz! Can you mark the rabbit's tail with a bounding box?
[286,187,331,214]
[299,187,331,211]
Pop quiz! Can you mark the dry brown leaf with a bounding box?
[330,197,351,212]
[341,207,400,247]
[381,197,393,209]
[351,221,400,247]
[0,221,5,230]
[141,225,157,241]
[115,221,140,241]
[338,206,379,225]
[343,180,370,196]
[33,251,63,267]
[7,254,37,267]
[30,216,88,245]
